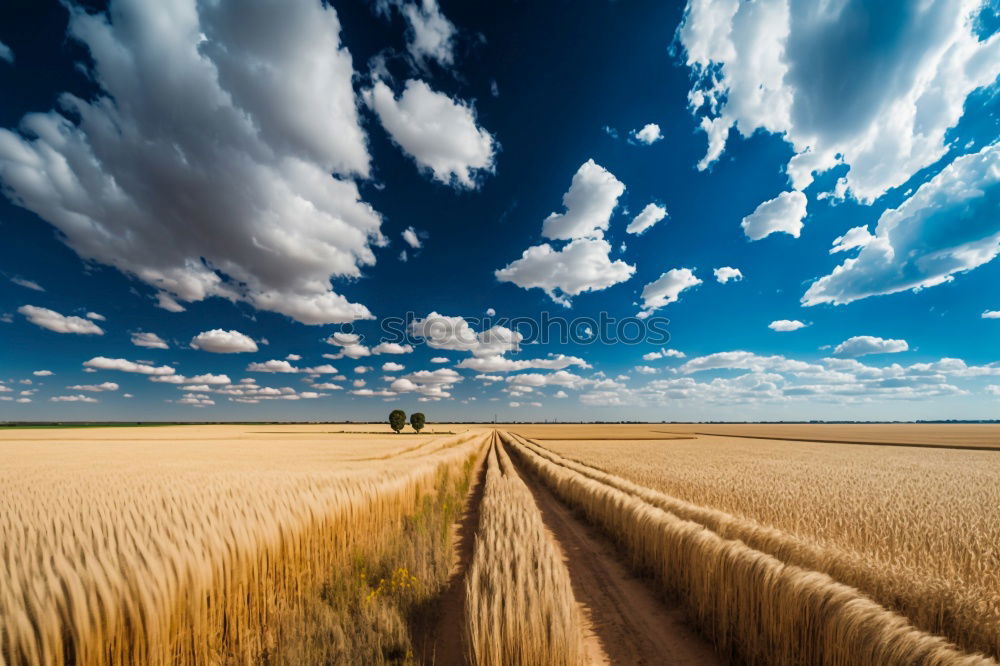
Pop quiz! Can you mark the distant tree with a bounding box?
[410,412,425,433]
[389,409,406,433]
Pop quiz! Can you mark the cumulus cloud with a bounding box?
[246,360,338,374]
[496,238,634,307]
[643,348,686,361]
[497,160,634,305]
[680,351,820,375]
[389,368,462,399]
[713,266,743,284]
[833,336,909,358]
[33,370,54,377]
[382,361,405,372]
[541,160,625,240]
[631,123,662,145]
[678,0,1000,202]
[409,312,522,357]
[456,353,590,373]
[740,191,807,241]
[634,365,658,375]
[0,0,382,324]
[67,382,119,392]
[190,329,258,354]
[401,0,456,67]
[10,277,43,291]
[371,342,414,355]
[366,79,495,188]
[84,356,175,375]
[626,203,667,235]
[983,311,1000,319]
[829,226,874,254]
[430,356,450,363]
[150,372,230,384]
[401,227,423,249]
[18,305,104,335]
[769,319,807,332]
[804,144,1000,306]
[638,268,702,316]
[131,331,169,349]
[51,394,98,403]
[325,332,371,359]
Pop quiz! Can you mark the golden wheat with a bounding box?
[0,425,487,665]
[502,431,996,666]
[464,434,583,666]
[535,433,1000,660]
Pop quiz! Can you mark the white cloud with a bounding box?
[506,371,585,389]
[190,329,258,354]
[393,0,457,68]
[51,394,98,403]
[246,360,338,374]
[713,266,743,284]
[366,79,495,188]
[84,357,176,376]
[553,390,568,398]
[131,331,169,349]
[389,368,462,399]
[0,40,13,64]
[286,354,302,361]
[382,361,405,372]
[679,0,1000,203]
[804,144,1000,306]
[408,313,522,357]
[150,373,230,385]
[680,351,820,375]
[0,0,380,324]
[32,370,53,377]
[496,238,635,307]
[631,123,662,145]
[830,226,874,254]
[371,342,414,355]
[485,307,496,316]
[769,319,807,332]
[430,356,450,363]
[983,311,1000,319]
[626,203,667,235]
[987,385,1000,397]
[541,160,625,240]
[18,305,104,335]
[10,277,43,291]
[67,382,119,392]
[740,191,806,241]
[456,353,589,373]
[156,293,186,313]
[246,360,299,374]
[635,365,659,375]
[638,268,702,316]
[643,348,686,361]
[325,332,371,359]
[85,312,105,321]
[833,336,909,358]
[354,366,372,374]
[401,226,423,249]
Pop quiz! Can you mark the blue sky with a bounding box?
[0,0,998,422]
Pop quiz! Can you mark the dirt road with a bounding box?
[513,448,722,666]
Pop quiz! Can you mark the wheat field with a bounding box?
[0,425,486,665]
[536,432,1000,660]
[3,423,998,665]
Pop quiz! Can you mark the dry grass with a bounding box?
[0,425,487,665]
[464,434,583,666]
[504,431,996,665]
[539,433,1000,660]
